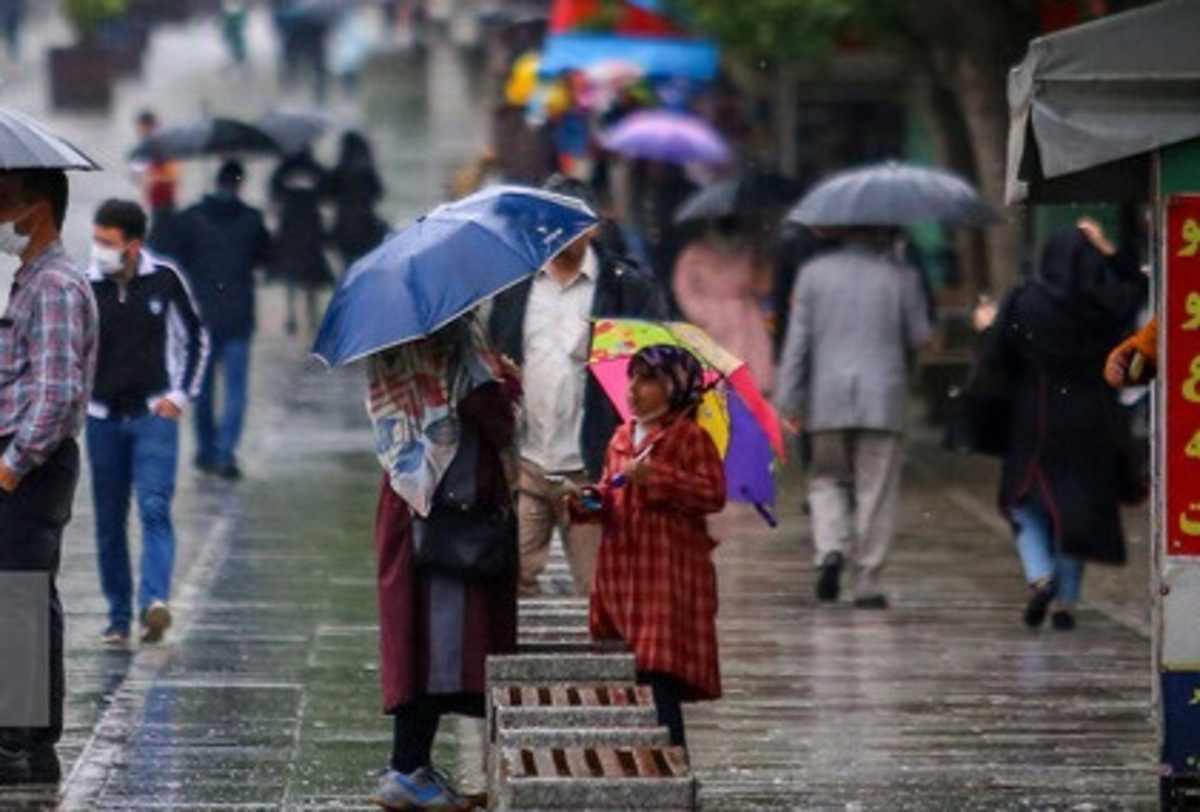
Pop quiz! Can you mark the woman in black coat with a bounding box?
[268,147,334,336]
[985,219,1146,631]
[326,130,388,270]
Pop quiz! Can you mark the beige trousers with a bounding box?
[516,459,600,596]
[806,430,904,599]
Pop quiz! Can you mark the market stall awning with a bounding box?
[1006,0,1200,203]
[538,32,719,80]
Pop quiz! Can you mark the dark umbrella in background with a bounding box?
[0,106,100,170]
[255,109,329,156]
[128,115,281,161]
[674,169,804,223]
[787,160,994,227]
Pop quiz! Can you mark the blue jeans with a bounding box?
[194,335,250,469]
[86,415,179,631]
[1011,500,1084,608]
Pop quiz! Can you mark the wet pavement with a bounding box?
[0,5,1160,811]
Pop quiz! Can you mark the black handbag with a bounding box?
[943,296,1016,458]
[410,416,516,580]
[942,385,1010,457]
[412,504,516,580]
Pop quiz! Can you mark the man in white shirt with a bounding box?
[487,176,668,595]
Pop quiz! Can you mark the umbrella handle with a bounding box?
[752,501,778,528]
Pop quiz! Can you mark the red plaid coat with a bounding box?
[580,413,726,701]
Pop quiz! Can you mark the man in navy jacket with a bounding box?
[86,199,209,646]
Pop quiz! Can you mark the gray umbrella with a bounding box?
[674,170,804,224]
[255,110,329,156]
[787,161,993,227]
[0,107,99,171]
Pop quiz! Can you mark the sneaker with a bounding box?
[1050,609,1076,631]
[101,624,130,647]
[1023,578,1057,628]
[373,766,467,811]
[215,461,243,481]
[140,601,172,644]
[815,551,844,603]
[853,594,889,610]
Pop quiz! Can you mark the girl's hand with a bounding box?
[622,456,652,486]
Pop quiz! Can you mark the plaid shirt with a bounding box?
[0,242,98,477]
[581,413,727,701]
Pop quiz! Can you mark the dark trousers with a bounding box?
[390,693,483,773]
[638,670,687,749]
[0,438,79,754]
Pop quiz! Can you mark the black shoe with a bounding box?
[853,594,889,610]
[195,459,219,476]
[0,746,30,786]
[26,747,60,784]
[1023,579,1057,628]
[215,461,242,481]
[1050,610,1076,631]
[815,552,844,603]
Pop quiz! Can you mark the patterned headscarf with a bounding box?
[630,344,705,417]
[365,312,503,517]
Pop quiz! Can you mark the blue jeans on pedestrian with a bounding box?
[194,335,250,469]
[86,414,180,632]
[1012,499,1084,607]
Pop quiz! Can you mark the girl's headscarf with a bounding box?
[630,344,705,417]
[365,312,503,516]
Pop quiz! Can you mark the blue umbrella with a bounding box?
[312,185,598,366]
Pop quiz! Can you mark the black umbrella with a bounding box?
[787,161,994,227]
[255,110,329,156]
[0,106,99,171]
[129,116,280,161]
[674,170,803,224]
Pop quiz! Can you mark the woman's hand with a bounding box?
[1078,217,1116,257]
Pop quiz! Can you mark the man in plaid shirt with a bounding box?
[0,169,98,787]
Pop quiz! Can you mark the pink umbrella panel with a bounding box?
[589,357,781,525]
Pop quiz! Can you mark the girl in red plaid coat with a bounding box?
[568,344,726,749]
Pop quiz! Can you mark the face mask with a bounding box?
[91,243,127,275]
[0,210,32,257]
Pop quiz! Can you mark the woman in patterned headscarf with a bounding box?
[567,344,726,751]
[367,311,520,809]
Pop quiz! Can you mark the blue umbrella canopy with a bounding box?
[312,185,598,366]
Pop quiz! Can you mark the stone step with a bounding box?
[497,746,694,810]
[493,684,659,729]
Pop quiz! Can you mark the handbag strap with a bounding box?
[434,419,480,509]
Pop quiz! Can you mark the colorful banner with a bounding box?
[1165,195,1200,556]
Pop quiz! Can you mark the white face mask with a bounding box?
[91,243,127,275]
[0,211,31,258]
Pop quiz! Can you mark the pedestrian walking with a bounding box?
[0,0,24,61]
[982,220,1147,630]
[85,200,209,646]
[487,175,669,597]
[172,160,272,480]
[369,312,519,810]
[129,109,182,254]
[0,169,99,786]
[773,227,933,608]
[268,146,333,337]
[326,130,388,270]
[220,0,249,66]
[566,345,726,749]
[672,216,776,393]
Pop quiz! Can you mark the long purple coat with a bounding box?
[374,381,518,712]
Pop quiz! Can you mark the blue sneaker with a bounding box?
[373,766,467,810]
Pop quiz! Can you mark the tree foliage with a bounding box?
[61,0,128,39]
